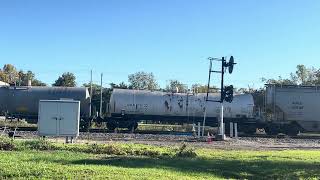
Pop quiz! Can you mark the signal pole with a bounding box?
[220,57,226,140]
[205,56,236,140]
[89,70,93,117]
[100,73,103,117]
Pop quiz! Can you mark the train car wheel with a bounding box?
[284,123,300,136]
[107,120,117,131]
[238,124,256,135]
[128,122,138,131]
[265,124,279,135]
[80,118,91,131]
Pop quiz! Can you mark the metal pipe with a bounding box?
[206,60,213,101]
[230,122,234,138]
[202,104,207,137]
[234,123,238,138]
[220,104,224,139]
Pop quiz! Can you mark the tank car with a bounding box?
[106,89,255,130]
[264,84,320,135]
[0,86,91,123]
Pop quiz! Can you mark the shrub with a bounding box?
[87,144,127,155]
[22,139,54,151]
[0,136,15,151]
[175,144,197,158]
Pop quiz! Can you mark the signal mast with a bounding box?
[204,56,236,140]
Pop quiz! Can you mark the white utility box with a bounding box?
[38,100,80,139]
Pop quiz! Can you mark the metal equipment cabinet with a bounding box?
[38,100,80,141]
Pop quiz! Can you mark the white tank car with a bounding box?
[107,89,255,130]
[266,84,320,133]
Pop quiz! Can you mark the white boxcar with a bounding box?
[266,84,320,132]
[38,100,80,137]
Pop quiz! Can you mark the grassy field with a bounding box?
[0,138,320,179]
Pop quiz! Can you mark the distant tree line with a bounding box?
[261,65,320,86]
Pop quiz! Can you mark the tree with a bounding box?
[128,71,159,90]
[53,72,76,87]
[313,70,320,85]
[0,64,18,84]
[262,65,320,86]
[290,65,315,85]
[261,76,297,86]
[18,70,46,86]
[110,82,132,89]
[166,80,187,93]
[191,84,218,93]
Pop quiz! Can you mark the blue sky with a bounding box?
[0,0,319,89]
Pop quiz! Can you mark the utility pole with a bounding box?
[99,73,103,117]
[89,70,93,117]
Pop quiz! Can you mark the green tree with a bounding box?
[110,82,131,89]
[261,76,297,85]
[313,70,320,85]
[18,70,46,86]
[262,65,319,86]
[290,65,315,85]
[166,80,187,93]
[53,72,76,87]
[128,71,159,90]
[0,64,18,84]
[191,84,218,93]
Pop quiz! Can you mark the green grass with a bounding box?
[0,138,320,179]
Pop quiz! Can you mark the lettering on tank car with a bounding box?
[126,103,148,113]
[290,101,304,110]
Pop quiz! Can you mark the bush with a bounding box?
[22,139,54,151]
[0,136,15,151]
[87,144,127,155]
[175,144,197,158]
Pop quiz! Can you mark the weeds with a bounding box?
[175,144,197,158]
[0,138,197,159]
[21,139,54,151]
[0,136,15,151]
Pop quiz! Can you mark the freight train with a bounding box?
[1,84,320,136]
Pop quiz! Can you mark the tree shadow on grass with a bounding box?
[70,157,320,179]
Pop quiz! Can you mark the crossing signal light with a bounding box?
[222,85,234,103]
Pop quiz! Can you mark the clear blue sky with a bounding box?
[1,0,319,89]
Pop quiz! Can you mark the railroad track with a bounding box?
[0,126,193,136]
[240,133,320,140]
[2,126,320,139]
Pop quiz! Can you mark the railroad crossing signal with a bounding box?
[222,85,234,103]
[205,56,236,103]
